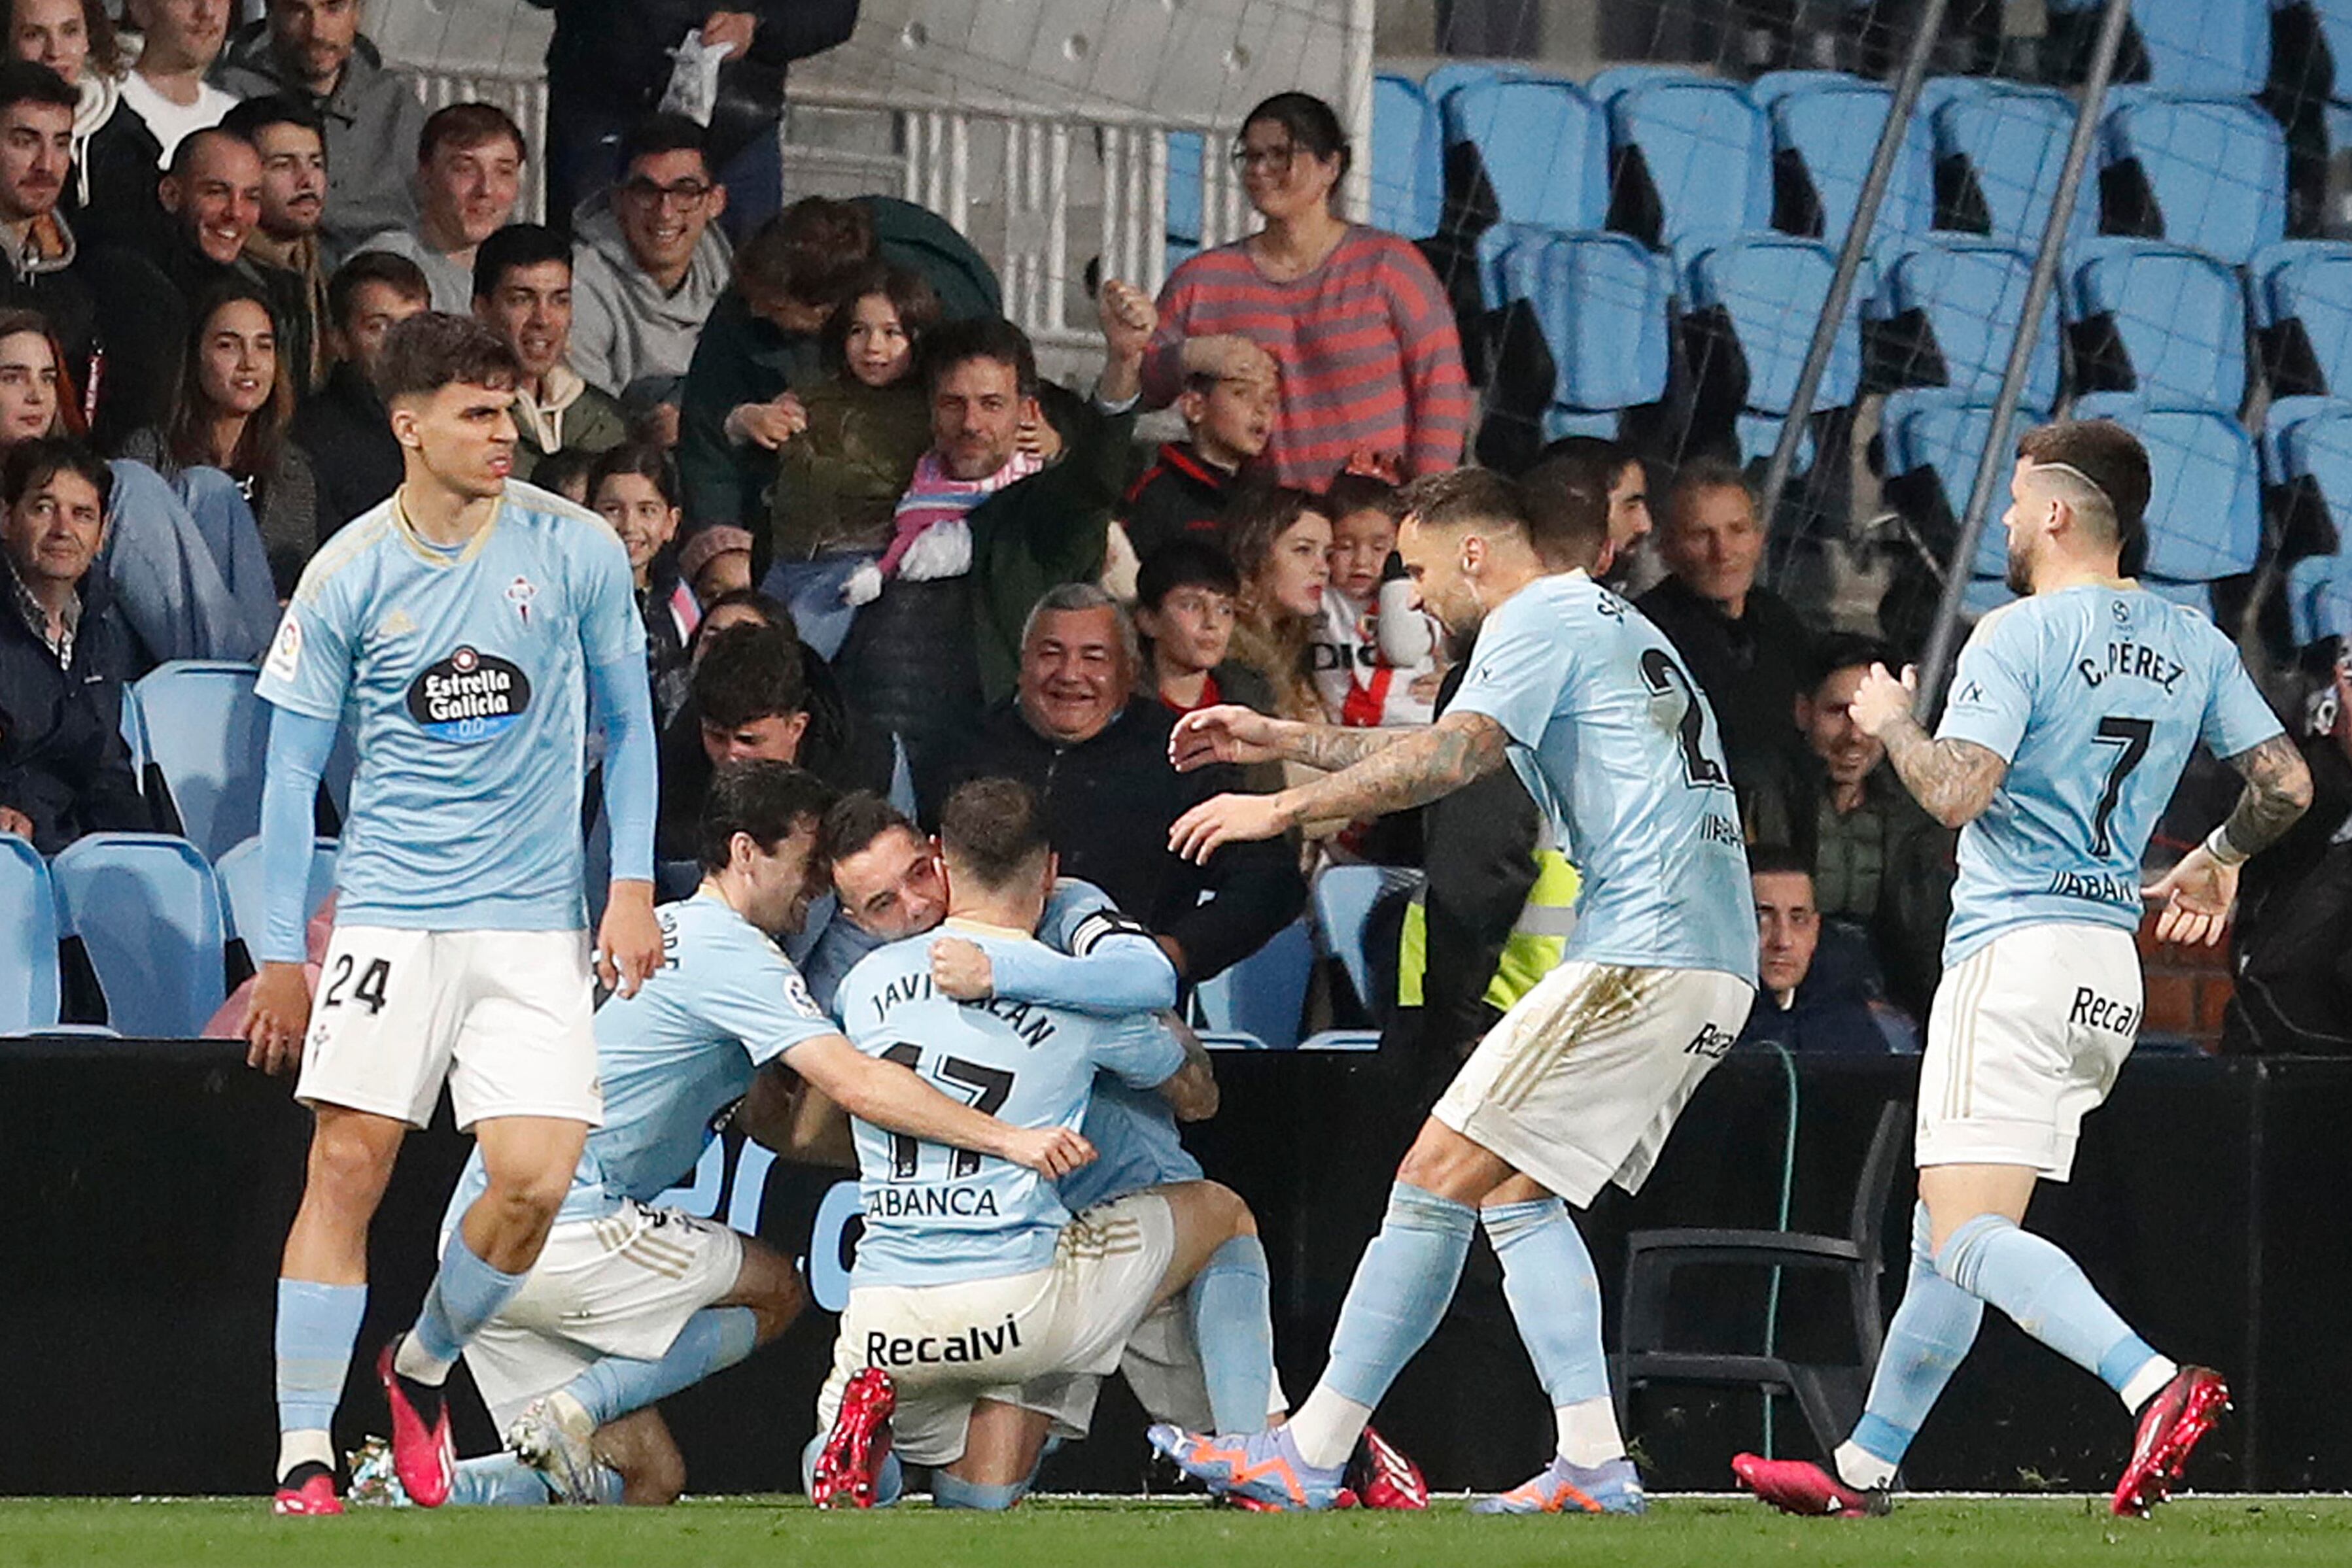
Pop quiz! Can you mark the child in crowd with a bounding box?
[532,447,598,507]
[1132,536,1275,717]
[587,442,697,727]
[1103,357,1277,597]
[1310,468,1442,730]
[1224,483,1334,724]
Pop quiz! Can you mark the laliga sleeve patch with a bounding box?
[782,972,825,1020]
[264,613,303,682]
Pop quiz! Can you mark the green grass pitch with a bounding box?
[5,1495,2349,1568]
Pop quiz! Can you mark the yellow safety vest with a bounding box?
[1397,845,1581,1013]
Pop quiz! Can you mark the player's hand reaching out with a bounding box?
[929,935,994,1000]
[245,961,313,1076]
[1168,791,1294,864]
[2143,846,2238,948]
[998,1125,1097,1180]
[1848,662,1919,738]
[597,880,665,998]
[1169,704,1287,771]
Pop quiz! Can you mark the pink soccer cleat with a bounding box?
[376,1339,454,1508]
[810,1368,897,1510]
[1731,1452,1890,1518]
[2112,1365,2229,1518]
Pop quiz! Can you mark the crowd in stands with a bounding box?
[3,1,2347,1061]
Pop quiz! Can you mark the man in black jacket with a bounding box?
[950,583,1306,985]
[291,250,428,533]
[0,437,147,851]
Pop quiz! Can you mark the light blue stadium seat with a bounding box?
[1748,69,1865,107]
[2101,95,2286,267]
[1873,237,2063,406]
[2066,238,2248,412]
[117,683,145,777]
[2068,395,2262,582]
[1689,235,1869,413]
[1882,391,2049,578]
[1490,228,1676,417]
[2285,551,2352,645]
[0,834,59,1032]
[1770,82,1937,248]
[1190,919,1314,1051]
[1442,78,1610,231]
[50,833,226,1037]
[2275,401,2352,541]
[131,659,270,862]
[1302,864,1421,1053]
[1166,129,1205,267]
[215,834,338,949]
[2259,393,2349,479]
[1962,576,2018,618]
[2251,240,2352,399]
[2048,0,2268,97]
[1585,64,1713,105]
[2312,3,2352,106]
[1372,73,1444,237]
[1933,86,2099,253]
[1609,80,1774,261]
[1421,61,1536,107]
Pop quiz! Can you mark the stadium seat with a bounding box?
[1308,864,1421,1021]
[0,834,60,1033]
[1371,73,1444,237]
[116,682,145,777]
[2259,392,2348,478]
[1419,60,1532,107]
[1488,228,1676,424]
[1166,128,1205,267]
[1607,80,1774,260]
[1689,235,1870,415]
[1747,69,1865,107]
[1882,391,2049,579]
[2285,551,2352,645]
[2068,394,2263,583]
[1931,84,2100,253]
[1190,919,1315,1051]
[2308,2,2352,106]
[2251,240,2352,399]
[1871,237,2063,407]
[50,833,227,1037]
[1441,78,1610,231]
[214,835,338,950]
[2065,238,2248,411]
[131,660,271,862]
[2100,94,2286,266]
[2047,0,2268,97]
[1769,82,1937,248]
[2274,400,2352,543]
[1584,64,1712,105]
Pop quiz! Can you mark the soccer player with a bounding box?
[242,311,668,1516]
[349,760,1093,1507]
[1733,420,2312,1519]
[805,777,1256,1510]
[1150,466,1756,1513]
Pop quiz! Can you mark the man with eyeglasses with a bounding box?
[570,113,734,442]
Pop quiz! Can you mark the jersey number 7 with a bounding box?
[880,1043,1016,1180]
[2090,717,2154,858]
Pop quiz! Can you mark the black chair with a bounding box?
[1613,1096,1912,1459]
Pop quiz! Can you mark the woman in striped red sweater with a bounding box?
[1143,92,1472,490]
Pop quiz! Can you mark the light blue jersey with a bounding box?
[441,891,839,1235]
[1449,571,1757,978]
[255,483,643,930]
[835,923,1185,1288]
[1938,586,2283,963]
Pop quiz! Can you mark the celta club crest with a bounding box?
[506,575,538,624]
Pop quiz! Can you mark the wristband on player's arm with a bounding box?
[256,707,337,964]
[2202,823,2251,868]
[587,653,658,885]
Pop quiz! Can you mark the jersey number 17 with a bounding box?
[879,1043,1016,1180]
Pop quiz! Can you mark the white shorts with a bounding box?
[814,1193,1176,1467]
[1432,960,1755,1205]
[296,926,602,1130]
[1024,1294,1290,1440]
[463,1201,744,1432]
[1916,923,2141,1182]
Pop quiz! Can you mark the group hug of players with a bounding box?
[241,309,2313,1520]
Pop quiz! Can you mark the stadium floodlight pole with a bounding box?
[1915,0,2136,712]
[1759,0,1953,565]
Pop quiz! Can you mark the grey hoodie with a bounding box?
[566,190,733,410]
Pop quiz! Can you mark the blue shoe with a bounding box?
[1470,1454,1647,1515]
[1147,1423,1350,1511]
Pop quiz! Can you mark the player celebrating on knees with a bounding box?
[1152,468,1755,1514]
[349,761,1092,1507]
[242,311,668,1516]
[1733,419,2311,1521]
[806,777,1252,1510]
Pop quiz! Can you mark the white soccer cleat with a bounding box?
[507,1390,602,1505]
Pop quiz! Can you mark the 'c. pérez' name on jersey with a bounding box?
[254,481,642,932]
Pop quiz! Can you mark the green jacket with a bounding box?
[515,378,630,481]
[765,377,932,562]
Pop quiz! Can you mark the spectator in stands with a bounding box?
[357,102,525,314]
[568,112,733,437]
[1143,91,1470,488]
[1132,536,1273,718]
[121,281,319,597]
[531,444,595,507]
[0,434,147,849]
[837,288,1152,811]
[1527,435,1652,590]
[211,0,426,262]
[117,0,235,160]
[219,94,326,397]
[677,520,752,604]
[951,583,1306,984]
[151,124,263,316]
[1103,353,1276,596]
[1638,458,1812,824]
[470,224,626,483]
[1312,467,1440,730]
[288,247,421,530]
[1735,846,1916,1055]
[1222,484,1332,724]
[528,0,858,241]
[5,1,126,231]
[757,261,937,653]
[586,439,693,726]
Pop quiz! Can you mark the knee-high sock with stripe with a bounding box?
[564,1307,759,1427]
[1483,1197,1623,1466]
[1286,1183,1477,1469]
[1186,1235,1276,1435]
[1935,1214,2173,1412]
[398,1229,529,1385]
[1836,1202,1984,1490]
[275,1279,366,1480]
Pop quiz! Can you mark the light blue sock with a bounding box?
[1187,1235,1275,1433]
[406,1231,528,1381]
[1322,1182,1478,1408]
[931,1472,1028,1510]
[1935,1214,2160,1395]
[1848,1202,1984,1476]
[449,1453,555,1506]
[566,1307,759,1427]
[275,1280,366,1440]
[1483,1198,1610,1408]
[799,1433,905,1507]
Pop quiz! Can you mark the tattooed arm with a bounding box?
[1167,702,1427,774]
[1878,716,2011,829]
[2144,733,2313,947]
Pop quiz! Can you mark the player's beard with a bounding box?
[2004,531,2035,596]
